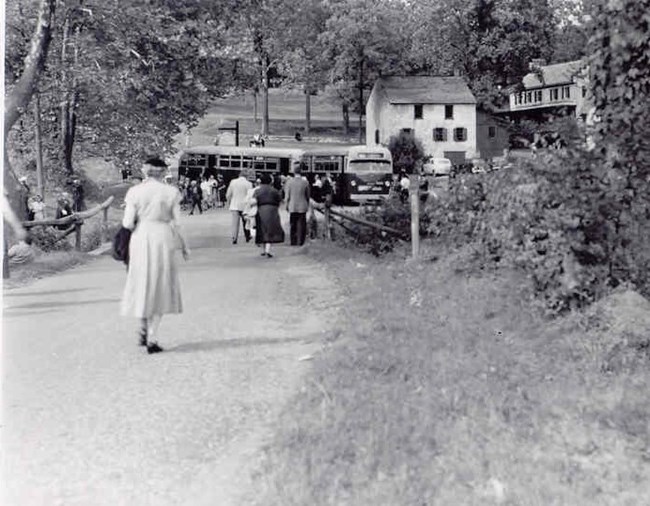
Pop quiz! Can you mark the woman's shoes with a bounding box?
[260,252,273,258]
[146,342,164,354]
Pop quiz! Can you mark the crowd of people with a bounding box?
[15,175,84,224]
[117,158,336,354]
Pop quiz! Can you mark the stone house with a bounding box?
[366,76,507,165]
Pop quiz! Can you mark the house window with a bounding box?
[445,105,454,119]
[550,88,559,101]
[414,104,423,119]
[453,127,467,142]
[582,88,586,98]
[562,86,571,99]
[526,92,532,103]
[488,126,496,138]
[433,128,447,142]
[374,129,380,144]
[534,90,542,102]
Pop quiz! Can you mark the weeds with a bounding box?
[256,242,650,505]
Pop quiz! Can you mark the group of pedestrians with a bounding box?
[178,174,226,215]
[225,166,312,256]
[119,157,322,355]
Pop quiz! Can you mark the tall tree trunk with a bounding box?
[3,0,56,209]
[64,27,81,174]
[262,56,270,136]
[253,88,259,123]
[4,0,55,135]
[60,15,74,174]
[342,103,350,135]
[34,92,45,197]
[305,87,311,135]
[358,55,364,144]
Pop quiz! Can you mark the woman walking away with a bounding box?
[255,173,285,257]
[121,157,190,354]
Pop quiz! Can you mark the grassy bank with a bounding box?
[256,243,650,505]
[3,250,91,289]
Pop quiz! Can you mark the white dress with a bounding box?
[120,179,183,318]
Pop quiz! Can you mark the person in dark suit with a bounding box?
[285,167,311,246]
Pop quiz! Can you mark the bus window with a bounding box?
[349,160,391,173]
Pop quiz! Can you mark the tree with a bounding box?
[388,132,425,175]
[5,0,238,179]
[409,0,557,111]
[4,0,56,209]
[319,0,414,142]
[275,0,331,133]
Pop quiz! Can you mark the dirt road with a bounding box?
[2,209,340,506]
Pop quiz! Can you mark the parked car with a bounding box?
[422,157,452,177]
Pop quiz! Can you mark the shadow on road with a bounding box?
[5,298,120,311]
[4,287,95,298]
[167,335,309,353]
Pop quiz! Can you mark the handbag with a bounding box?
[112,227,132,265]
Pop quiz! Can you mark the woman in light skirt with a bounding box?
[120,157,189,354]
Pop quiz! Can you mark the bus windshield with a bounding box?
[349,160,391,173]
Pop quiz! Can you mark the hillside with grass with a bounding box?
[254,243,650,505]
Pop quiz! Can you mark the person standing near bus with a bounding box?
[226,169,253,244]
[285,167,311,246]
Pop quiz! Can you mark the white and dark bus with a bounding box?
[343,145,393,202]
[177,144,393,204]
[177,145,305,184]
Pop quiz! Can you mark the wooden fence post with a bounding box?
[409,174,420,259]
[102,207,109,243]
[324,200,332,240]
[74,221,82,251]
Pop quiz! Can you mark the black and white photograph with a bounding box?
[2,0,649,504]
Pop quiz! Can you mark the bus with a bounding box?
[301,145,350,205]
[343,145,393,203]
[177,144,393,205]
[177,145,305,185]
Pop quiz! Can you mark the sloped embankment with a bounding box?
[255,244,650,505]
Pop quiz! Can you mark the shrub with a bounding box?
[28,226,74,252]
[331,197,428,256]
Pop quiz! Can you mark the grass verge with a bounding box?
[255,242,650,505]
[3,249,91,290]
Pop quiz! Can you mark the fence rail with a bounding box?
[312,200,410,242]
[21,196,115,251]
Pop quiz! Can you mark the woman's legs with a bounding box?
[146,314,164,353]
[139,317,148,346]
[264,243,272,257]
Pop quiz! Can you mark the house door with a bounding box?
[443,151,466,166]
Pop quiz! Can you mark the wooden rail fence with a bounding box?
[312,200,410,242]
[312,174,422,258]
[21,196,115,251]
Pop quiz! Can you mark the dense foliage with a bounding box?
[387,132,425,175]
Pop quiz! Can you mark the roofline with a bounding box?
[388,100,477,105]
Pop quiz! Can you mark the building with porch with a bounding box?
[508,59,589,121]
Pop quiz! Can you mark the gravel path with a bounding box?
[2,209,340,506]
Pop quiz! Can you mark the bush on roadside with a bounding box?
[332,197,429,256]
[424,141,650,314]
[28,226,74,252]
